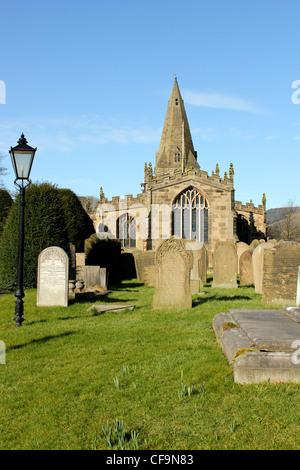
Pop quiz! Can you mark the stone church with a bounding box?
[93,77,266,260]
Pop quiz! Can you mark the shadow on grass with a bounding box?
[7,331,76,351]
[111,281,145,291]
[25,319,47,326]
[69,295,136,306]
[193,294,252,306]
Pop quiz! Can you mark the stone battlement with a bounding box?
[145,168,234,191]
[235,200,265,214]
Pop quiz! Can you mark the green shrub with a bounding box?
[0,189,13,238]
[58,188,95,251]
[85,234,121,284]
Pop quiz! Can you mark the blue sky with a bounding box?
[0,0,299,209]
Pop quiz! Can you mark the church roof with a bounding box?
[155,77,199,174]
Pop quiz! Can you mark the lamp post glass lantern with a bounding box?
[9,134,37,326]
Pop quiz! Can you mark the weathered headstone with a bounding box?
[199,244,208,284]
[185,240,203,295]
[143,265,156,286]
[69,243,76,280]
[37,247,69,306]
[252,244,264,294]
[76,252,85,267]
[252,240,277,294]
[134,251,155,283]
[153,238,193,309]
[250,239,263,250]
[76,265,107,289]
[262,241,300,305]
[236,242,249,273]
[239,248,254,286]
[84,266,107,289]
[185,240,207,294]
[212,242,238,288]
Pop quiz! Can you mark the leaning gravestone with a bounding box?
[236,242,249,273]
[185,240,205,294]
[262,241,300,305]
[252,240,277,294]
[239,248,254,286]
[198,244,208,284]
[143,265,156,286]
[37,247,69,306]
[134,251,155,283]
[83,266,107,289]
[212,242,238,288]
[252,244,265,294]
[153,238,193,309]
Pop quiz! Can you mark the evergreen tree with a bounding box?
[0,189,13,238]
[58,189,95,251]
[0,183,95,293]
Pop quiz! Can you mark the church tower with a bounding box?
[154,76,200,175]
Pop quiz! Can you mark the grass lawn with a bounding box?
[0,278,299,450]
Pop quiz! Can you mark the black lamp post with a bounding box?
[9,134,37,326]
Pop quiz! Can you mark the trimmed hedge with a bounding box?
[58,188,95,251]
[0,189,13,238]
[85,234,121,284]
[0,183,95,293]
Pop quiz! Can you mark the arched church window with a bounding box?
[117,213,136,248]
[172,188,209,242]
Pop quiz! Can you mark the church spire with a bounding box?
[155,77,199,175]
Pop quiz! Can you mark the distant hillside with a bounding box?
[266,206,300,224]
[267,205,300,241]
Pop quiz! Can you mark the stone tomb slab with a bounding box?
[213,307,300,383]
[87,304,135,314]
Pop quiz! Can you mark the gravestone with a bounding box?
[76,265,107,289]
[134,251,155,283]
[212,242,238,288]
[153,238,193,309]
[199,245,208,284]
[185,240,207,294]
[252,244,265,294]
[76,252,85,267]
[239,249,254,285]
[250,239,263,250]
[236,242,249,273]
[262,241,300,305]
[252,240,277,294]
[37,247,69,306]
[69,243,76,279]
[143,265,156,286]
[84,266,107,289]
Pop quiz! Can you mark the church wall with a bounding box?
[235,200,267,243]
[145,172,237,254]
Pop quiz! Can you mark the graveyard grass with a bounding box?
[0,278,299,450]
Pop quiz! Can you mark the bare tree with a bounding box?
[268,199,300,241]
[0,154,7,188]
